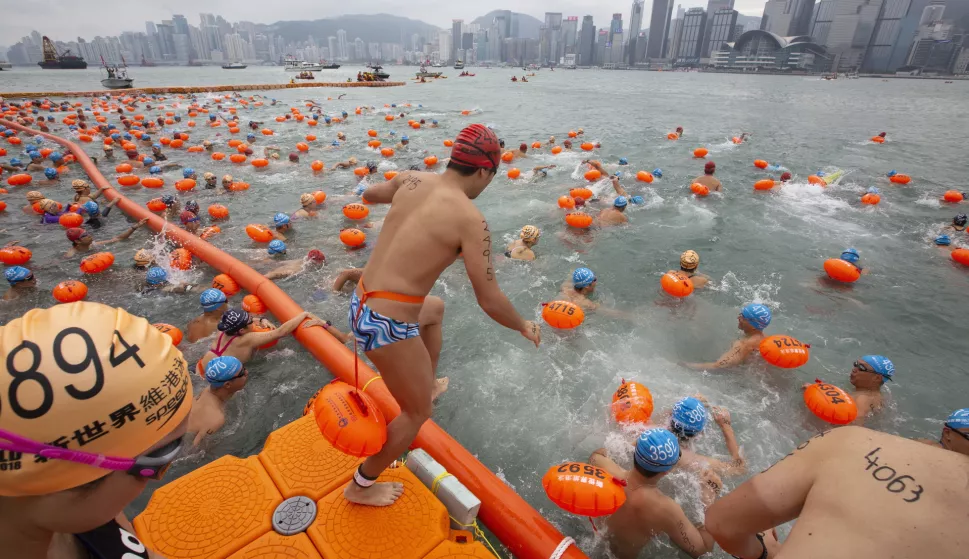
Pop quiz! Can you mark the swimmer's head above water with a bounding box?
[520,225,541,245]
[199,288,228,312]
[268,240,287,255]
[704,161,716,175]
[65,227,92,247]
[680,250,700,272]
[5,265,35,286]
[633,428,680,477]
[953,214,967,228]
[670,397,707,441]
[572,267,596,292]
[935,234,951,246]
[851,355,894,387]
[218,308,253,336]
[613,196,628,211]
[306,249,326,264]
[739,303,772,332]
[205,356,248,391]
[133,249,153,269]
[447,124,502,198]
[941,408,969,455]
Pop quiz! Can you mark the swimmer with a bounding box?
[139,266,193,294]
[150,144,166,161]
[933,234,955,254]
[332,267,363,292]
[25,154,46,171]
[839,247,870,275]
[682,303,771,370]
[667,396,747,476]
[102,143,114,158]
[182,168,197,181]
[203,139,213,151]
[943,213,967,232]
[132,248,154,270]
[331,156,358,170]
[346,124,540,507]
[0,303,192,559]
[693,161,722,192]
[779,171,792,183]
[513,143,528,159]
[395,135,410,150]
[293,193,318,219]
[589,429,721,559]
[269,213,291,241]
[735,132,749,143]
[64,219,149,258]
[263,146,281,159]
[676,126,684,137]
[429,119,439,128]
[560,268,630,318]
[563,139,573,151]
[288,152,299,163]
[203,172,217,189]
[705,426,968,559]
[188,356,249,446]
[3,265,36,300]
[162,195,181,222]
[939,190,967,203]
[848,355,895,425]
[72,180,107,206]
[221,174,234,192]
[80,201,112,229]
[21,190,45,215]
[918,408,969,455]
[679,250,711,288]
[36,167,60,186]
[0,157,23,173]
[598,196,629,226]
[175,210,199,234]
[195,308,313,375]
[266,240,287,258]
[505,225,540,261]
[529,164,556,181]
[186,288,229,343]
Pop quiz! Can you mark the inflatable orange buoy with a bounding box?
[754,159,768,169]
[367,129,378,138]
[207,204,229,219]
[565,212,593,229]
[580,143,594,151]
[261,128,273,136]
[951,248,969,266]
[141,177,164,188]
[52,280,87,303]
[660,270,694,298]
[117,175,139,187]
[115,163,133,173]
[380,148,394,158]
[79,252,114,274]
[312,191,327,204]
[569,187,593,200]
[541,301,585,329]
[385,115,394,122]
[305,135,316,142]
[693,147,708,158]
[146,199,166,212]
[507,168,521,179]
[861,193,880,205]
[314,381,387,457]
[340,228,366,247]
[636,171,654,183]
[175,178,196,192]
[691,183,710,197]
[424,155,439,167]
[732,137,742,144]
[169,139,184,149]
[383,171,398,181]
[211,152,226,161]
[229,154,247,163]
[342,203,369,220]
[823,259,861,283]
[611,381,654,424]
[251,158,269,168]
[367,140,382,148]
[170,248,192,270]
[807,175,826,186]
[890,174,911,185]
[228,139,242,147]
[667,133,679,140]
[353,167,368,177]
[6,174,32,186]
[584,169,601,182]
[542,462,626,517]
[200,226,221,240]
[0,246,31,265]
[153,323,183,347]
[551,146,563,155]
[443,139,454,147]
[943,190,963,203]
[242,294,268,314]
[228,181,250,192]
[212,273,240,296]
[303,386,325,416]
[804,380,858,425]
[245,224,273,243]
[754,179,776,191]
[558,195,576,209]
[501,151,514,163]
[532,142,542,149]
[311,160,324,171]
[759,335,810,368]
[871,136,885,144]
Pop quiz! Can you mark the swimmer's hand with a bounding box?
[521,320,541,347]
[760,529,782,557]
[136,218,150,227]
[712,407,731,426]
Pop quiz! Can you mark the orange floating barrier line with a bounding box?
[4,121,587,559]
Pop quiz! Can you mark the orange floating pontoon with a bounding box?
[4,120,585,559]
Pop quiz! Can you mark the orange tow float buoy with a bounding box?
[861,193,880,205]
[693,147,708,158]
[943,190,963,203]
[754,179,776,191]
[312,191,327,204]
[242,294,268,314]
[52,280,87,303]
[507,168,521,179]
[569,187,593,200]
[58,212,83,228]
[340,228,366,247]
[424,155,438,167]
[541,301,585,329]
[951,248,969,266]
[153,323,183,347]
[170,248,192,270]
[251,158,269,168]
[759,335,810,368]
[580,142,594,151]
[79,252,114,274]
[117,175,139,187]
[870,136,885,144]
[691,183,709,197]
[660,270,694,298]
[141,177,164,188]
[245,224,273,243]
[208,204,229,219]
[342,203,369,220]
[551,146,562,154]
[175,179,196,192]
[823,259,860,283]
[212,273,240,296]
[311,160,324,171]
[890,174,911,184]
[383,171,397,181]
[804,380,858,425]
[611,380,654,424]
[565,212,593,229]
[754,159,768,169]
[542,462,626,517]
[636,171,653,183]
[314,381,387,457]
[558,195,576,209]
[146,199,166,212]
[0,246,31,265]
[584,169,601,182]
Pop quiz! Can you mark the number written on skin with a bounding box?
[864,447,924,503]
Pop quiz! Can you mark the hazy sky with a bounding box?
[1,0,766,43]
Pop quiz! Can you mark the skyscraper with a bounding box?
[760,0,816,36]
[562,17,579,55]
[676,8,708,61]
[328,36,338,60]
[610,13,624,43]
[337,29,348,61]
[811,0,836,44]
[863,0,943,72]
[451,20,463,63]
[541,12,563,64]
[579,16,596,65]
[646,0,675,58]
[172,15,190,36]
[705,8,739,57]
[628,1,645,63]
[825,0,885,70]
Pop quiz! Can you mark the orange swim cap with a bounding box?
[0,302,193,496]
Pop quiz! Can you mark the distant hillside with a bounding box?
[472,11,543,39]
[261,14,440,45]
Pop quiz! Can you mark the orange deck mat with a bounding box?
[227,532,322,559]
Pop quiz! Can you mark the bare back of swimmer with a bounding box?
[348,124,540,507]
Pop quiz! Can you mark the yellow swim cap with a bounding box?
[520,225,541,243]
[0,302,192,496]
[133,248,153,266]
[71,179,89,190]
[26,191,44,202]
[203,172,215,180]
[39,199,58,213]
[680,250,700,270]
[222,174,233,183]
[300,193,315,207]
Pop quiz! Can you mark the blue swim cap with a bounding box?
[145,266,168,285]
[273,212,290,227]
[142,157,154,166]
[4,266,33,284]
[867,186,879,194]
[859,355,895,381]
[268,240,287,255]
[247,133,255,139]
[111,133,120,140]
[572,267,596,289]
[935,234,952,246]
[634,429,680,473]
[199,288,227,311]
[946,408,969,430]
[149,165,161,174]
[432,119,438,124]
[33,137,43,144]
[391,104,397,108]
[141,135,150,141]
[123,133,132,140]
[324,116,332,123]
[152,143,162,151]
[614,196,628,208]
[209,115,217,121]
[741,303,772,330]
[49,152,63,162]
[652,168,663,178]
[183,168,195,178]
[840,248,859,263]
[341,111,347,117]
[671,397,707,437]
[887,170,897,178]
[618,157,628,165]
[81,201,99,215]
[401,135,409,141]
[353,184,366,196]
[44,167,58,179]
[630,195,644,205]
[161,195,176,206]
[389,130,396,136]
[331,140,340,146]
[205,356,245,388]
[9,158,21,166]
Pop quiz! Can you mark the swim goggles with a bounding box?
[0,428,184,480]
[944,424,969,443]
[852,360,873,373]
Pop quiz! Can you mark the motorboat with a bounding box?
[0,61,11,71]
[101,65,133,89]
[366,63,390,79]
[454,60,465,70]
[416,66,442,78]
[222,62,247,69]
[38,36,86,69]
[295,71,315,80]
[285,57,340,71]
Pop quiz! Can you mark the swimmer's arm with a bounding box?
[659,500,715,558]
[90,186,108,201]
[462,216,528,333]
[610,177,628,197]
[589,448,626,479]
[713,407,747,475]
[105,218,149,243]
[246,312,311,346]
[684,340,749,370]
[360,173,404,204]
[333,268,363,291]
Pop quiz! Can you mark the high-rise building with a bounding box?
[451,20,463,63]
[328,36,338,60]
[610,13,624,43]
[337,29,348,61]
[354,38,365,60]
[705,8,739,57]
[825,0,885,70]
[579,15,596,65]
[667,6,686,59]
[172,15,190,36]
[862,0,935,72]
[628,1,645,63]
[596,29,609,63]
[811,0,836,44]
[541,12,564,64]
[646,0,675,58]
[439,31,452,63]
[562,16,579,56]
[761,0,816,36]
[676,8,708,61]
[199,13,217,27]
[145,22,157,36]
[734,23,746,40]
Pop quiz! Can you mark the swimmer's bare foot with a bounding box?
[431,377,449,401]
[343,481,404,507]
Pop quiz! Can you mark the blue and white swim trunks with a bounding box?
[348,292,420,352]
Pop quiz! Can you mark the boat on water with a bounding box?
[100,64,133,89]
[284,57,340,71]
[366,63,390,79]
[295,71,315,80]
[38,36,87,69]
[222,62,247,69]
[454,60,465,70]
[416,65,443,78]
[0,61,11,71]
[458,71,475,77]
